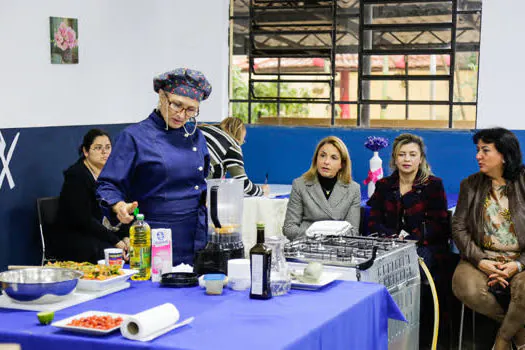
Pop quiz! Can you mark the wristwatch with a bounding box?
[516,260,524,273]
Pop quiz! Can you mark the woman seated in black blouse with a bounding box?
[54,129,129,263]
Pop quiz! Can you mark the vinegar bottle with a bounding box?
[129,213,151,281]
[250,223,272,300]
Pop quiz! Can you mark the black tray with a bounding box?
[160,272,199,288]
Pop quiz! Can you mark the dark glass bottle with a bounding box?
[250,223,272,300]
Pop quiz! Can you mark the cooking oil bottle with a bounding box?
[129,213,151,281]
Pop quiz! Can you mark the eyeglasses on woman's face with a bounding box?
[164,93,199,118]
[91,144,112,153]
[168,102,199,118]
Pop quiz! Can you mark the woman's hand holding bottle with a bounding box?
[113,201,138,224]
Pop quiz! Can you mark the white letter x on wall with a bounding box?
[0,131,20,190]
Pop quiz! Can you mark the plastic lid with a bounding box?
[136,213,144,220]
[204,273,226,281]
[133,207,140,216]
[160,272,198,287]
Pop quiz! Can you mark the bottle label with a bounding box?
[130,246,151,271]
[251,254,264,295]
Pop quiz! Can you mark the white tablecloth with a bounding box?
[242,184,291,255]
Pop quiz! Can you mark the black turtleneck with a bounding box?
[317,172,337,199]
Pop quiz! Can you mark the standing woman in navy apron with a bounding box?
[97,68,211,265]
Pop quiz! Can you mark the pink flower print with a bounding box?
[69,40,78,50]
[54,21,78,51]
[59,22,68,32]
[54,32,63,45]
[57,39,69,51]
[65,28,77,49]
[66,27,76,42]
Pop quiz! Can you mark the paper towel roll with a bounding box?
[121,303,180,341]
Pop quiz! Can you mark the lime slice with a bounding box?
[37,311,55,325]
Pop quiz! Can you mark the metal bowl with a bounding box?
[0,268,83,304]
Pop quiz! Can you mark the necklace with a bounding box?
[84,159,100,180]
[321,186,332,197]
[491,183,507,199]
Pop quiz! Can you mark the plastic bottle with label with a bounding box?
[129,213,151,281]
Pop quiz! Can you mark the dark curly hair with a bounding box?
[473,127,524,181]
[78,128,110,157]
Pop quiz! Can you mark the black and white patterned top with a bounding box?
[198,124,263,196]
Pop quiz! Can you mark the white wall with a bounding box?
[0,0,229,128]
[477,0,525,129]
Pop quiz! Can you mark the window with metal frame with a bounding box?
[229,0,481,129]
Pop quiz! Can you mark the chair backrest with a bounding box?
[37,196,60,228]
[37,196,60,264]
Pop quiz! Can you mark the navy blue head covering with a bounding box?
[153,68,212,102]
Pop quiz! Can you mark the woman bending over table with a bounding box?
[198,117,268,196]
[97,68,211,265]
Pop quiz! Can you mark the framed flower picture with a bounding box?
[49,17,78,64]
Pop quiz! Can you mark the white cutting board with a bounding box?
[0,282,130,312]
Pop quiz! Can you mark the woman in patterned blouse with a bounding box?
[452,127,525,350]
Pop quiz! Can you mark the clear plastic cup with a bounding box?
[204,274,226,295]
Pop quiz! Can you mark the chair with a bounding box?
[36,196,60,265]
[458,303,476,350]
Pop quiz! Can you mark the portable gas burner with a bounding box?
[284,235,421,349]
[284,235,419,288]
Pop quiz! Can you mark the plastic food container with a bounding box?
[104,248,124,266]
[204,274,226,295]
[227,259,250,291]
[160,272,199,288]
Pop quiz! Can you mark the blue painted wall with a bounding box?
[2,124,525,271]
[242,125,482,194]
[0,124,129,272]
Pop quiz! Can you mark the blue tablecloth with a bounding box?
[0,281,404,350]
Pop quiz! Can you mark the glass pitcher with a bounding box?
[266,235,291,296]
